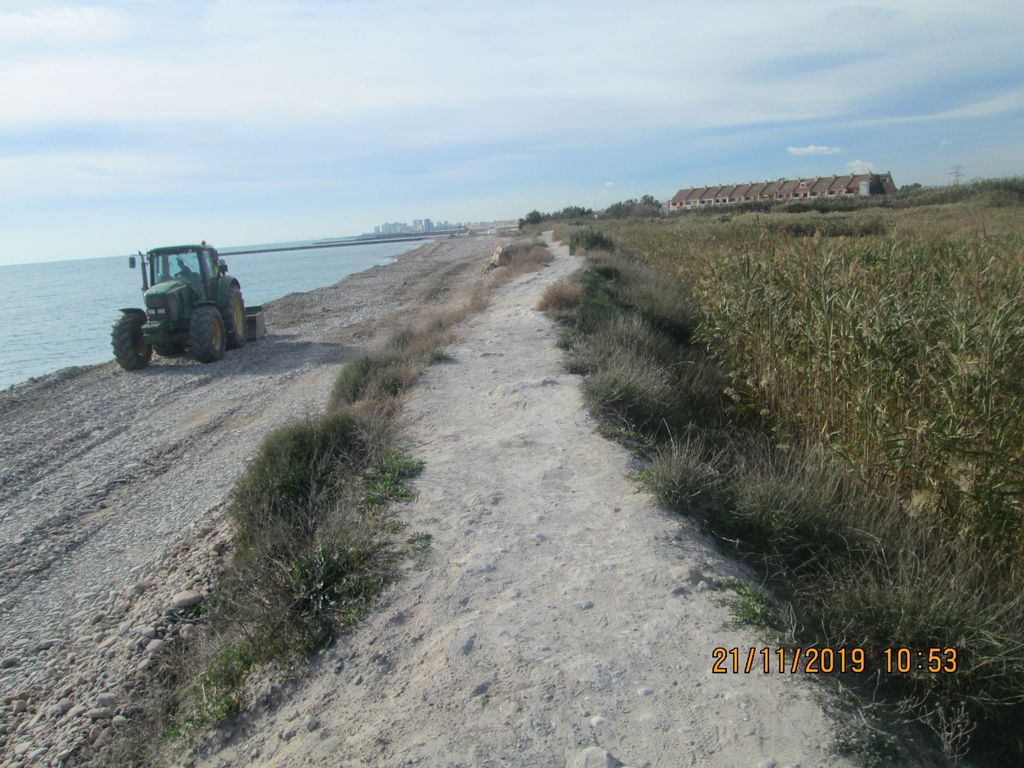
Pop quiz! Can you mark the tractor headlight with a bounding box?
[145,295,177,320]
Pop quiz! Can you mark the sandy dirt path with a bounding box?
[193,235,853,768]
[0,237,496,765]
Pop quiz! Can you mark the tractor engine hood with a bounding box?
[144,280,189,321]
[145,279,188,299]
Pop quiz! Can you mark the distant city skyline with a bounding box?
[1,1,1022,265]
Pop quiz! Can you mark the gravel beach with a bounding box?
[0,236,497,765]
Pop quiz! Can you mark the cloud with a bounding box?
[605,181,615,186]
[0,5,129,43]
[787,144,842,155]
[939,139,953,145]
[846,159,876,174]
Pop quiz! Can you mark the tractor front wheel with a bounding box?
[112,312,152,371]
[190,305,226,363]
[222,284,247,350]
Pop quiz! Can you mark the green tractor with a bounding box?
[112,243,260,371]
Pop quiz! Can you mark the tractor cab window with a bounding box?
[151,254,172,285]
[150,251,206,298]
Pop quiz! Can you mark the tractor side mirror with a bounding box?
[129,255,136,269]
[220,261,228,274]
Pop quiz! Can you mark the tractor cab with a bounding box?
[144,245,222,300]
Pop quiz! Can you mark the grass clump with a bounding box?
[723,581,783,632]
[488,239,555,286]
[568,228,615,254]
[645,436,724,511]
[537,281,584,314]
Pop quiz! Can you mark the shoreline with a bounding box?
[1,237,446,395]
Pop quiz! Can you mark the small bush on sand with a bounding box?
[569,229,615,254]
[537,281,583,313]
[230,412,367,554]
[646,436,724,510]
[489,241,554,286]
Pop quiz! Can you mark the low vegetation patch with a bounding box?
[536,281,583,314]
[546,199,1024,764]
[487,239,554,286]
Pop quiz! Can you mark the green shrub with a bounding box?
[230,411,367,552]
[569,229,616,254]
[646,436,724,510]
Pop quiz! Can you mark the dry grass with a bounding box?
[488,240,554,287]
[537,281,583,313]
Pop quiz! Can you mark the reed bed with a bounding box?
[548,195,1024,764]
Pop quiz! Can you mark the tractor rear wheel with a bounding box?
[190,305,226,363]
[222,284,247,349]
[112,312,152,371]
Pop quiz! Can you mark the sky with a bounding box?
[1,0,1022,265]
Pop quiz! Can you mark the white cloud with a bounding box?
[939,139,953,145]
[847,159,876,174]
[604,181,615,186]
[0,150,205,201]
[0,5,129,43]
[2,0,1016,137]
[788,144,842,155]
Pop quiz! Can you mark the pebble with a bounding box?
[280,726,297,741]
[589,715,610,728]
[145,639,165,654]
[12,699,28,714]
[306,717,321,732]
[171,590,203,609]
[87,707,113,720]
[0,656,22,669]
[13,741,33,757]
[96,692,117,707]
[49,699,73,718]
[66,705,87,719]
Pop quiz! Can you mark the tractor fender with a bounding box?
[193,300,221,310]
[119,308,147,319]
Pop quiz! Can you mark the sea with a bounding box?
[0,238,428,390]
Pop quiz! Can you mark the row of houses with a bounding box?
[668,173,897,210]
